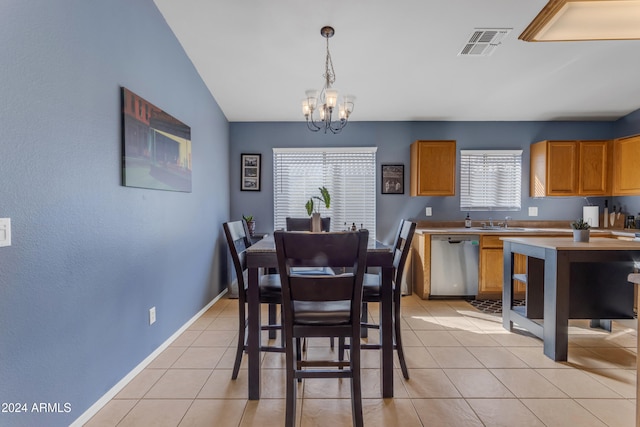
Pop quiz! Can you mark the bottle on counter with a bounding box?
[603,200,609,229]
[464,213,472,228]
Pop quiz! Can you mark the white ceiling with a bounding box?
[153,0,640,122]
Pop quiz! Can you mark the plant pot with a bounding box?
[246,220,256,237]
[311,213,322,232]
[573,229,590,242]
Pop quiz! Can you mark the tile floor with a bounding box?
[85,295,637,426]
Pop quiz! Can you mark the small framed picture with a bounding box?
[381,164,404,194]
[241,153,261,191]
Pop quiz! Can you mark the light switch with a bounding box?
[0,218,11,247]
[528,207,538,217]
[425,207,432,216]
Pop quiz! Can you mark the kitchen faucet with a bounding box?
[504,216,511,228]
[489,217,493,227]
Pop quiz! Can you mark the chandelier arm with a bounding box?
[328,119,348,134]
[306,115,322,132]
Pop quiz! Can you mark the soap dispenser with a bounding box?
[465,213,472,228]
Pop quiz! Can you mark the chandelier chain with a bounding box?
[324,36,336,88]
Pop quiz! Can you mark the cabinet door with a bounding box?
[479,247,526,296]
[479,248,503,294]
[613,135,640,196]
[547,141,578,195]
[578,140,610,196]
[410,140,456,196]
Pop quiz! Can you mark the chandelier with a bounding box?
[302,26,355,134]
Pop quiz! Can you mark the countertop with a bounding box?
[500,236,640,251]
[415,227,637,239]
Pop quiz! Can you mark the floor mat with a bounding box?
[468,299,525,314]
[468,299,637,319]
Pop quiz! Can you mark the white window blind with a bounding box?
[460,150,522,211]
[273,147,377,240]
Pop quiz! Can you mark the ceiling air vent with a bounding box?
[459,28,512,57]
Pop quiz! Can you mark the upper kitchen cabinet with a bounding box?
[613,134,640,196]
[578,140,610,196]
[410,140,456,196]
[530,140,610,197]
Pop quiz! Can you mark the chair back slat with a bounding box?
[290,275,355,302]
[278,231,362,267]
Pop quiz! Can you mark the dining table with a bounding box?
[245,234,395,400]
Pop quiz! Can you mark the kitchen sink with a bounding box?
[472,226,527,231]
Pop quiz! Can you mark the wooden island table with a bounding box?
[501,236,639,361]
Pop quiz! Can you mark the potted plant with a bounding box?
[571,218,591,242]
[305,186,331,232]
[243,214,256,237]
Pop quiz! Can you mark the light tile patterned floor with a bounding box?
[85,295,637,426]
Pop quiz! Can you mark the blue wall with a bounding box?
[230,120,640,243]
[0,1,229,426]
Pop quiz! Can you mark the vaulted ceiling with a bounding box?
[154,0,640,122]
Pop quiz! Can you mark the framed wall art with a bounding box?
[241,153,261,191]
[381,164,404,194]
[121,87,192,192]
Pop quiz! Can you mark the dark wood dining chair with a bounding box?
[340,220,416,380]
[274,230,368,427]
[285,216,331,232]
[223,221,284,380]
[285,216,336,349]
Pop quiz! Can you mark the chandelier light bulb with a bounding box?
[305,90,318,110]
[301,99,311,116]
[343,95,355,115]
[325,89,338,109]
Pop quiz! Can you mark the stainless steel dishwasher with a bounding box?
[430,235,480,298]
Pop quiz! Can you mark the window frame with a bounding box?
[273,147,377,239]
[459,149,523,212]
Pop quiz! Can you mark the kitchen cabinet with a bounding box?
[478,235,526,299]
[578,140,610,195]
[410,140,456,196]
[411,233,430,299]
[612,134,640,195]
[530,140,610,197]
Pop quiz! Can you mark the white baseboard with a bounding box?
[70,290,227,426]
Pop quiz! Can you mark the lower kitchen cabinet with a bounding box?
[478,235,526,299]
[411,232,431,299]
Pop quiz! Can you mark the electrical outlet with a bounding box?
[425,207,432,216]
[528,207,538,217]
[0,218,11,247]
[149,307,156,325]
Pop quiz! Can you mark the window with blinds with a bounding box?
[460,150,522,211]
[273,147,377,240]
